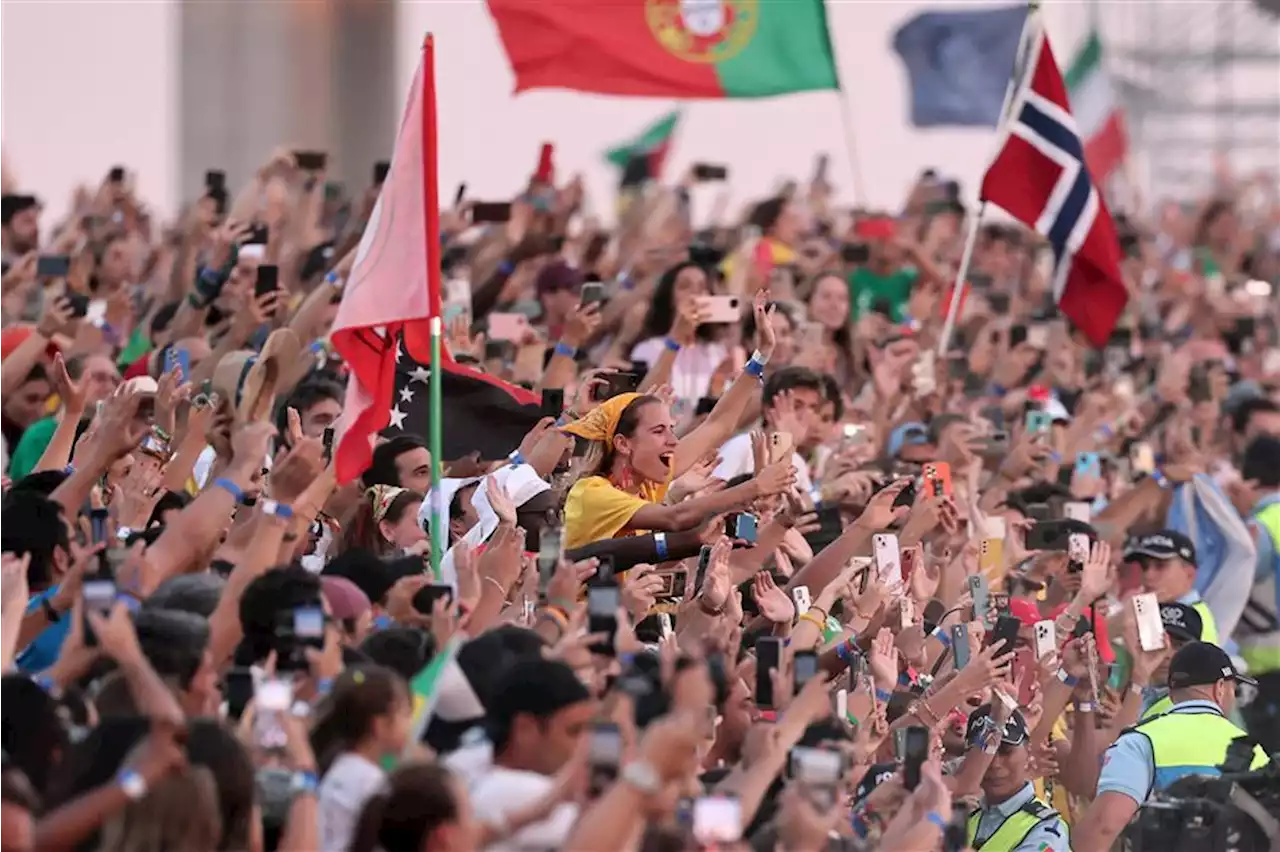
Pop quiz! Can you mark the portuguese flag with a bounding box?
[1064,30,1128,183]
[606,111,681,186]
[486,0,839,99]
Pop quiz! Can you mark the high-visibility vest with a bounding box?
[1240,502,1280,674]
[1140,692,1174,721]
[1191,599,1219,646]
[1129,704,1270,796]
[966,795,1062,851]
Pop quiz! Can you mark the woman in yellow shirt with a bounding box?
[561,292,796,549]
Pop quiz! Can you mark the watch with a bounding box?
[620,762,660,796]
[117,769,148,801]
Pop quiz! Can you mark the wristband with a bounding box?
[497,260,515,277]
[990,382,1008,398]
[290,770,320,796]
[33,674,59,696]
[325,271,343,290]
[654,531,668,560]
[931,625,952,648]
[260,499,294,520]
[316,678,334,696]
[875,687,893,703]
[1056,669,1079,687]
[212,477,245,504]
[798,611,825,631]
[618,272,635,291]
[743,356,766,379]
[1150,469,1171,489]
[117,769,148,801]
[553,341,577,359]
[663,337,681,353]
[926,811,947,831]
[508,450,526,467]
[1075,701,1096,713]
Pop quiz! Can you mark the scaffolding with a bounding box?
[1098,0,1280,204]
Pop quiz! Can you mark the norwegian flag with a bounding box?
[980,26,1128,348]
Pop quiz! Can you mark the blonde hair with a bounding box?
[98,757,222,852]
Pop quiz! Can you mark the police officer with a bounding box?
[1137,601,1204,720]
[1123,530,1219,644]
[1072,642,1270,851]
[962,703,1069,851]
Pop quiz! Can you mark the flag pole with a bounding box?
[422,34,446,580]
[936,1,1041,357]
[837,94,866,208]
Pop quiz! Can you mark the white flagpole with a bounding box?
[936,1,1043,357]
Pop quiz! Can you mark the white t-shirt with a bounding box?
[468,765,578,851]
[318,752,386,852]
[630,337,727,406]
[713,431,814,495]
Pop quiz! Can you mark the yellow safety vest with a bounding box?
[1241,503,1280,673]
[1191,599,1219,646]
[966,795,1062,851]
[1140,693,1173,721]
[1130,704,1270,796]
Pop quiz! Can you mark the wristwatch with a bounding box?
[620,762,660,796]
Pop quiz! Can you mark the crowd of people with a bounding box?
[1,137,1279,852]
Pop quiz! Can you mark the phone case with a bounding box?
[1075,452,1101,478]
[487,313,529,342]
[984,516,1007,541]
[873,534,903,591]
[791,585,812,615]
[769,431,794,465]
[979,538,1004,576]
[1133,593,1166,651]
[968,574,990,620]
[899,596,915,629]
[697,295,743,324]
[952,624,970,667]
[1033,620,1056,659]
[1068,532,1090,567]
[922,462,952,497]
[1064,501,1092,522]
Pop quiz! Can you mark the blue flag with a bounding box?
[892,4,1028,128]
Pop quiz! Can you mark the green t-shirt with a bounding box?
[7,416,58,480]
[848,267,918,323]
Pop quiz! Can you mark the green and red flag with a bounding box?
[487,0,839,99]
[1064,30,1128,183]
[605,111,681,186]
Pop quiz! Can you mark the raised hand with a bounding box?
[753,571,796,624]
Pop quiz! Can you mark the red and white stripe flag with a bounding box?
[331,38,442,483]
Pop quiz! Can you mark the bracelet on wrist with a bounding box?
[553,341,577,359]
[1056,669,1079,687]
[212,477,245,503]
[663,337,681,353]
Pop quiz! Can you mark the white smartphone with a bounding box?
[985,516,1007,541]
[692,795,743,844]
[1068,532,1090,567]
[1033,619,1056,659]
[238,243,266,261]
[873,533,903,592]
[899,596,915,629]
[1064,501,1092,522]
[835,688,848,721]
[1028,324,1050,349]
[697,295,744,325]
[253,677,293,750]
[487,312,530,342]
[791,585,812,616]
[1133,593,1166,652]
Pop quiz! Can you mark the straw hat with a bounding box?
[211,329,302,423]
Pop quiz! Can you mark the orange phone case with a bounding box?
[923,462,953,498]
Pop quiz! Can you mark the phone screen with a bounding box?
[755,637,783,708]
[793,651,819,690]
[541,388,564,419]
[538,526,563,588]
[901,726,930,791]
[255,264,280,297]
[293,606,325,645]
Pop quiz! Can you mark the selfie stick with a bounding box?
[935,1,1042,357]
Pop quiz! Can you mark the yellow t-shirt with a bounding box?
[563,475,669,550]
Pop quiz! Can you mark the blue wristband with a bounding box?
[34,674,59,696]
[744,357,766,379]
[663,337,681,353]
[926,811,947,831]
[212,477,245,504]
[654,531,668,560]
[1150,469,1170,489]
[990,382,1008,397]
[875,687,893,703]
[316,678,335,696]
[553,341,577,359]
[291,770,319,795]
[931,625,952,648]
[497,260,515,276]
[508,450,526,467]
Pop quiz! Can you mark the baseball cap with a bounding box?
[1159,602,1203,642]
[1167,641,1257,690]
[1007,597,1042,627]
[534,260,583,298]
[964,702,1029,748]
[1123,530,1196,564]
[888,421,930,458]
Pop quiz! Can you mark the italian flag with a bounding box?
[605,111,681,184]
[1064,30,1128,183]
[486,0,838,99]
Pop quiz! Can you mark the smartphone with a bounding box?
[255,264,280,298]
[253,677,293,749]
[1027,324,1050,349]
[81,575,117,648]
[537,525,562,591]
[755,636,783,709]
[979,538,1004,576]
[411,584,454,614]
[697,295,743,324]
[108,166,125,183]
[793,650,820,692]
[580,282,607,305]
[594,371,641,402]
[968,574,990,622]
[980,430,1011,459]
[588,583,620,655]
[1131,442,1156,476]
[1025,520,1070,552]
[873,533,903,591]
[1025,410,1053,436]
[36,255,71,278]
[791,585,812,616]
[990,615,1021,655]
[726,512,758,543]
[694,546,712,592]
[204,169,226,192]
[471,201,512,223]
[1067,532,1090,573]
[922,461,952,498]
[952,624,971,668]
[225,667,254,720]
[373,160,391,185]
[292,605,325,650]
[487,312,530,342]
[1033,620,1056,659]
[165,347,191,383]
[840,242,871,264]
[587,721,623,792]
[294,150,327,171]
[540,388,564,419]
[322,426,335,463]
[768,431,794,465]
[654,570,687,601]
[1075,451,1102,479]
[692,795,742,844]
[901,726,930,791]
[691,162,729,181]
[1063,501,1091,523]
[1133,593,1166,651]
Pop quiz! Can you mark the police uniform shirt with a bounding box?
[1096,698,1222,805]
[970,781,1070,851]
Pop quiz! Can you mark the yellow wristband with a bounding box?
[798,612,825,630]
